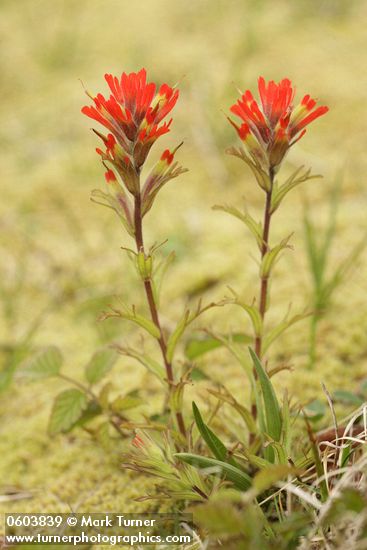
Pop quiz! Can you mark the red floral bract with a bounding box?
[229,76,328,168]
[82,68,179,168]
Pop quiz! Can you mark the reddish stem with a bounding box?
[133,194,186,439]
[252,168,274,419]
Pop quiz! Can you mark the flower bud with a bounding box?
[137,251,153,280]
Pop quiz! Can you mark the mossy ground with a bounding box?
[1,0,367,546]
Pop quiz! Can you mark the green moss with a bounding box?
[0,3,366,543]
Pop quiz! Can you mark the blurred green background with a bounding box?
[0,0,366,517]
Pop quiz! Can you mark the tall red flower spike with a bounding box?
[83,69,186,234]
[82,69,179,170]
[229,77,328,169]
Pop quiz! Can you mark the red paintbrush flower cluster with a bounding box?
[229,77,328,169]
[82,69,186,232]
[82,69,179,171]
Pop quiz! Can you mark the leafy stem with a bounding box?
[252,168,275,422]
[255,167,275,360]
[133,190,186,440]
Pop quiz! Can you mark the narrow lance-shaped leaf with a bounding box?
[91,189,134,237]
[115,346,165,383]
[270,166,321,214]
[260,235,292,279]
[266,440,288,465]
[262,310,310,354]
[166,311,190,363]
[175,453,252,491]
[249,348,282,442]
[213,204,263,250]
[241,450,273,470]
[226,288,263,337]
[226,146,271,191]
[192,402,239,467]
[169,380,185,414]
[101,304,161,339]
[166,301,218,362]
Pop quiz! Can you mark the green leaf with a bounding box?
[117,347,165,382]
[71,400,102,428]
[98,382,113,409]
[304,399,326,422]
[213,204,263,250]
[271,166,320,214]
[91,189,135,237]
[260,236,292,278]
[185,333,251,360]
[333,390,364,406]
[111,394,143,412]
[340,443,353,468]
[262,311,309,354]
[102,303,161,339]
[192,402,238,467]
[48,389,88,435]
[227,290,263,337]
[266,440,288,465]
[127,312,161,339]
[175,453,252,491]
[226,146,271,191]
[85,348,118,385]
[241,451,272,470]
[249,348,282,442]
[21,346,63,380]
[166,311,190,363]
[167,302,219,362]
